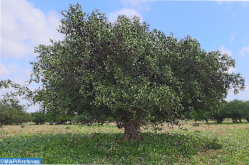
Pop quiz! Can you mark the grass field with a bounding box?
[0,120,249,164]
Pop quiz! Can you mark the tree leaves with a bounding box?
[29,3,245,133]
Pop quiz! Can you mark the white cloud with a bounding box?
[1,0,63,59]
[239,46,249,58]
[230,33,235,43]
[219,45,232,56]
[120,0,150,11]
[0,0,61,112]
[108,0,152,23]
[108,8,143,22]
[7,63,18,74]
[7,63,32,80]
[120,0,142,7]
[0,63,32,83]
[0,63,12,76]
[227,67,236,74]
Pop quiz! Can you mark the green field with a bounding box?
[0,120,249,164]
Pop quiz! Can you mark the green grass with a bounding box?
[0,121,249,164]
[0,132,221,164]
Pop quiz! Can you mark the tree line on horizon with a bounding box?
[1,96,248,127]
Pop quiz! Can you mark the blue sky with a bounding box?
[1,0,249,112]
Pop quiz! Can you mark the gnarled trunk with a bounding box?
[0,121,2,127]
[115,109,142,141]
[123,118,141,140]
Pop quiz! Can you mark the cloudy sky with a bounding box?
[1,0,249,112]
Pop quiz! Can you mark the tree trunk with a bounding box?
[217,118,224,123]
[123,119,141,141]
[0,121,2,128]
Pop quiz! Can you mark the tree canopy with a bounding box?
[0,95,31,127]
[0,79,32,127]
[29,3,245,140]
[225,99,248,123]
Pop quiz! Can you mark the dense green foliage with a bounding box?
[72,114,95,125]
[225,99,248,123]
[190,99,249,123]
[0,79,33,126]
[72,112,114,125]
[243,101,249,122]
[29,3,245,140]
[0,96,31,127]
[44,110,73,124]
[211,101,228,123]
[31,112,46,125]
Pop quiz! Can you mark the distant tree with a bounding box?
[0,79,33,126]
[211,101,228,123]
[21,112,32,124]
[78,106,112,125]
[0,96,29,127]
[72,114,86,125]
[13,109,31,125]
[31,112,46,124]
[29,4,245,140]
[243,100,249,122]
[190,110,211,123]
[225,99,246,123]
[0,101,10,127]
[71,109,111,125]
[44,109,72,124]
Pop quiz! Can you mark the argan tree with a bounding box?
[243,100,249,122]
[225,99,248,123]
[0,79,32,127]
[29,3,245,140]
[31,111,46,125]
[211,101,228,123]
[0,96,30,127]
